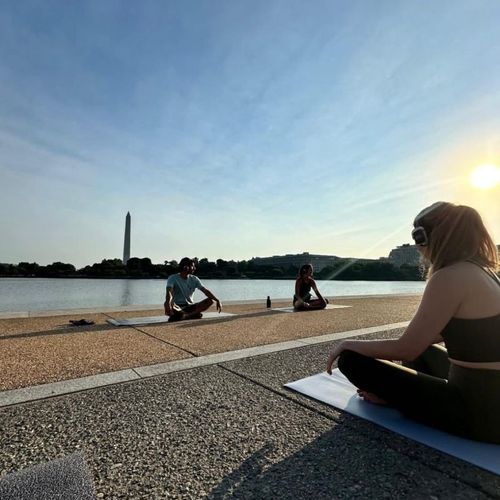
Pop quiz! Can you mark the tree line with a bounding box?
[0,257,425,281]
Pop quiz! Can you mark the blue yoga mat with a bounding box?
[285,369,500,475]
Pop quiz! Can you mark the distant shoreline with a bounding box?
[0,275,425,282]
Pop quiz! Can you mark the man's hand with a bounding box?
[164,301,172,316]
[215,299,222,313]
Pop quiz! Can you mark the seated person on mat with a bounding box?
[164,257,222,322]
[326,202,500,443]
[293,264,328,310]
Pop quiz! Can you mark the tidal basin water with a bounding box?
[0,278,426,313]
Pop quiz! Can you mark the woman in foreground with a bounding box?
[293,264,328,311]
[327,202,500,443]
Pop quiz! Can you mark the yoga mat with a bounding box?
[0,452,96,500]
[285,369,500,475]
[272,304,351,313]
[107,311,235,326]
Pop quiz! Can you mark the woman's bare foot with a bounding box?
[357,390,388,405]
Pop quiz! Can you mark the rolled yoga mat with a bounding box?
[0,452,96,500]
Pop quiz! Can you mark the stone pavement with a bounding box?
[0,296,419,391]
[1,295,500,499]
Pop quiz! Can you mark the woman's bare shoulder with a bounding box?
[426,263,472,297]
[433,261,479,279]
[431,261,494,298]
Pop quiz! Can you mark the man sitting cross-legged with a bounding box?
[164,257,222,322]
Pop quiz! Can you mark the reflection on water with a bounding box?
[0,278,425,313]
[119,279,133,306]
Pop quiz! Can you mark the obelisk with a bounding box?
[123,212,131,264]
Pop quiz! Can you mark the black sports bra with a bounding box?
[294,279,312,301]
[440,262,500,362]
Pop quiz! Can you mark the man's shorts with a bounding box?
[168,303,199,322]
[175,303,198,314]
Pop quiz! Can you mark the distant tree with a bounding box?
[126,257,144,277]
[216,259,228,270]
[151,263,169,278]
[269,267,284,278]
[17,262,40,276]
[399,264,424,280]
[81,259,126,277]
[101,259,126,276]
[123,257,155,277]
[360,261,396,280]
[336,261,363,280]
[237,260,249,273]
[78,265,92,275]
[43,262,76,276]
[0,263,18,276]
[126,257,141,270]
[226,267,238,278]
[140,257,153,270]
[0,255,430,281]
[317,265,337,280]
[197,258,217,276]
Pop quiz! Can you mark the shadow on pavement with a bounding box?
[206,413,493,499]
[0,324,120,341]
[172,310,285,329]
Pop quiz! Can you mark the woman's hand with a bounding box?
[294,298,305,308]
[326,341,347,375]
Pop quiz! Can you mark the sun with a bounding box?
[469,164,500,189]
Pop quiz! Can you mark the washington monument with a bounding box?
[123,212,131,264]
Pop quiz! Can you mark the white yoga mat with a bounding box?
[107,311,235,326]
[273,304,351,313]
[285,369,500,475]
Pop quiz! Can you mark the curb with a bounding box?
[0,322,409,408]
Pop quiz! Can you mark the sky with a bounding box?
[1,0,499,268]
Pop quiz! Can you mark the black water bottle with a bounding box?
[266,296,271,308]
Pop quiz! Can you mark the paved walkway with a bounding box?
[2,295,500,498]
[0,296,419,391]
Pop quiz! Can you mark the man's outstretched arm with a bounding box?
[200,287,222,313]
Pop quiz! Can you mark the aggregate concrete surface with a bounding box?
[0,296,420,391]
[0,319,190,391]
[2,333,500,499]
[2,296,500,499]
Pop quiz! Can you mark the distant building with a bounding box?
[387,244,420,267]
[251,252,342,272]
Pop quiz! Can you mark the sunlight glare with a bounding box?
[469,164,500,189]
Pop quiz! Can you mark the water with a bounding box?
[0,278,425,313]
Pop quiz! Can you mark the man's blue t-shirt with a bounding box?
[166,274,204,306]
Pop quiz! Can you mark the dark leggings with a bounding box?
[337,345,471,437]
